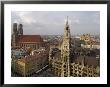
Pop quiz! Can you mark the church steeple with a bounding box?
[61,16,71,77]
[64,16,71,39]
[18,24,23,35]
[12,23,18,47]
[66,16,69,26]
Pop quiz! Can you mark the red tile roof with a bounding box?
[18,35,43,43]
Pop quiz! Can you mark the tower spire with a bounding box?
[66,16,68,26]
[61,16,71,77]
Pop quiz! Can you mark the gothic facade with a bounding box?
[49,17,100,77]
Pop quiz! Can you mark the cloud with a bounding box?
[11,11,100,35]
[12,11,37,24]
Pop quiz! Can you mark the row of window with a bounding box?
[19,43,40,49]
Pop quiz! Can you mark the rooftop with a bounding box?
[17,35,43,43]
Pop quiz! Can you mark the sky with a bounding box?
[11,11,100,35]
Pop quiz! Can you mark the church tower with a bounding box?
[18,24,23,36]
[12,23,18,47]
[61,16,71,77]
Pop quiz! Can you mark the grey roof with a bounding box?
[75,56,100,67]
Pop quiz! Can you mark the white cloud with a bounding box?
[13,11,37,24]
[11,11,100,35]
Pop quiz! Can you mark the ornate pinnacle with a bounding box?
[66,16,68,25]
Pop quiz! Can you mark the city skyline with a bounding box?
[11,11,100,35]
[11,16,100,77]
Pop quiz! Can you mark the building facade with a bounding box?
[49,17,100,77]
[80,34,100,49]
[12,49,48,77]
[80,34,91,42]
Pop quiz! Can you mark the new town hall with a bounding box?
[49,17,100,77]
